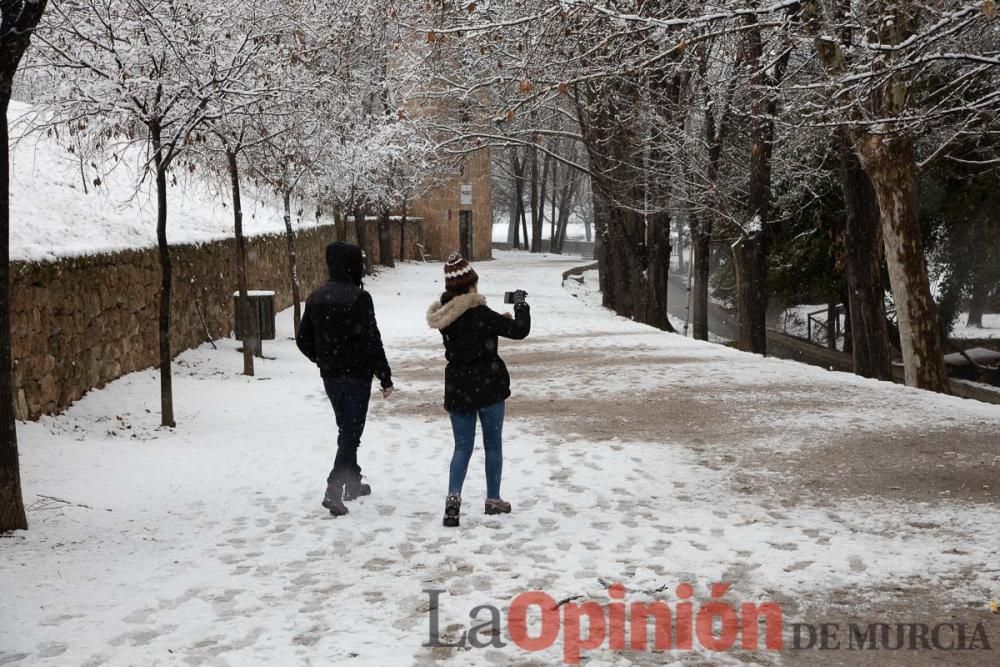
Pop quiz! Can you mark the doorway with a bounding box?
[459,211,473,260]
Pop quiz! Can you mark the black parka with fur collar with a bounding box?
[426,292,530,412]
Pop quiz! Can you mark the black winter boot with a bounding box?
[443,495,461,527]
[485,498,512,515]
[344,479,372,502]
[322,481,348,516]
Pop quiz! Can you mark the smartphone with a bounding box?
[504,290,528,305]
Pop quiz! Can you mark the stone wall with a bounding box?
[11,225,339,420]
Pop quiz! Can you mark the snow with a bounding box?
[3,252,1000,664]
[561,266,604,309]
[492,218,591,243]
[564,268,732,344]
[778,304,846,350]
[951,313,1000,340]
[232,290,276,298]
[7,102,320,263]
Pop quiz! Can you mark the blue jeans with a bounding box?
[323,377,371,485]
[448,401,505,499]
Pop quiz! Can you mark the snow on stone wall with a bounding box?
[11,225,339,420]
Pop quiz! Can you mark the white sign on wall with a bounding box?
[460,184,473,206]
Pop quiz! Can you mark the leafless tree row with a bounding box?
[413,0,1000,391]
[0,0,449,530]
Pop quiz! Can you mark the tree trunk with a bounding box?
[554,197,570,254]
[688,57,729,344]
[646,214,674,332]
[354,208,371,275]
[0,0,47,532]
[507,163,519,248]
[377,211,394,268]
[0,83,27,531]
[967,279,988,328]
[399,202,407,261]
[857,134,949,392]
[227,149,255,376]
[529,146,543,252]
[675,217,685,273]
[507,149,524,249]
[283,189,302,336]
[548,151,557,246]
[850,0,948,392]
[839,132,892,379]
[732,234,769,353]
[733,13,782,355]
[0,0,46,533]
[603,210,634,316]
[334,203,347,242]
[520,201,529,251]
[150,123,176,427]
[554,171,577,254]
[826,302,838,349]
[691,222,712,341]
[842,292,853,354]
[549,171,557,247]
[592,186,615,307]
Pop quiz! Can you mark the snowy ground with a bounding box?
[3,252,1000,666]
[565,268,733,345]
[776,306,846,351]
[492,219,591,242]
[952,314,1000,340]
[7,102,318,262]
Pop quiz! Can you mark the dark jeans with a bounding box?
[323,377,372,486]
[448,400,505,499]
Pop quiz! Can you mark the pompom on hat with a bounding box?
[444,252,479,292]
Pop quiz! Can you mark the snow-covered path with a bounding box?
[3,252,1000,666]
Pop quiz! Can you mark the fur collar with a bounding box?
[426,293,486,330]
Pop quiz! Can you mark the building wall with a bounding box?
[406,147,493,262]
[10,225,338,420]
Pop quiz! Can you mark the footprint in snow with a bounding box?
[121,608,155,624]
[39,613,82,626]
[109,626,176,647]
[784,560,815,572]
[35,643,68,659]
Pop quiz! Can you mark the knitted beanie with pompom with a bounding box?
[443,252,479,292]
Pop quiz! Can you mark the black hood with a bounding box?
[326,242,364,285]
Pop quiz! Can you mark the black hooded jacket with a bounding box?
[296,242,392,388]
[426,292,530,412]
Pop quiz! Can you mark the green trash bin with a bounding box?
[233,290,276,357]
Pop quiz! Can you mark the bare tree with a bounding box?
[1,0,49,532]
[34,0,256,424]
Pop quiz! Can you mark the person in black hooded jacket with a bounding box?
[426,253,530,527]
[296,242,393,516]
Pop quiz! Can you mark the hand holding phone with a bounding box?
[503,290,528,305]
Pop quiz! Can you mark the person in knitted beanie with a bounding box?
[443,252,479,295]
[426,252,531,526]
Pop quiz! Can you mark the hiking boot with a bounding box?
[322,481,348,516]
[344,479,372,502]
[485,498,512,515]
[443,494,461,527]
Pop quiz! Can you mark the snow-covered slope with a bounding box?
[8,102,316,263]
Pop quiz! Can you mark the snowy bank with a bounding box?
[7,102,320,263]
